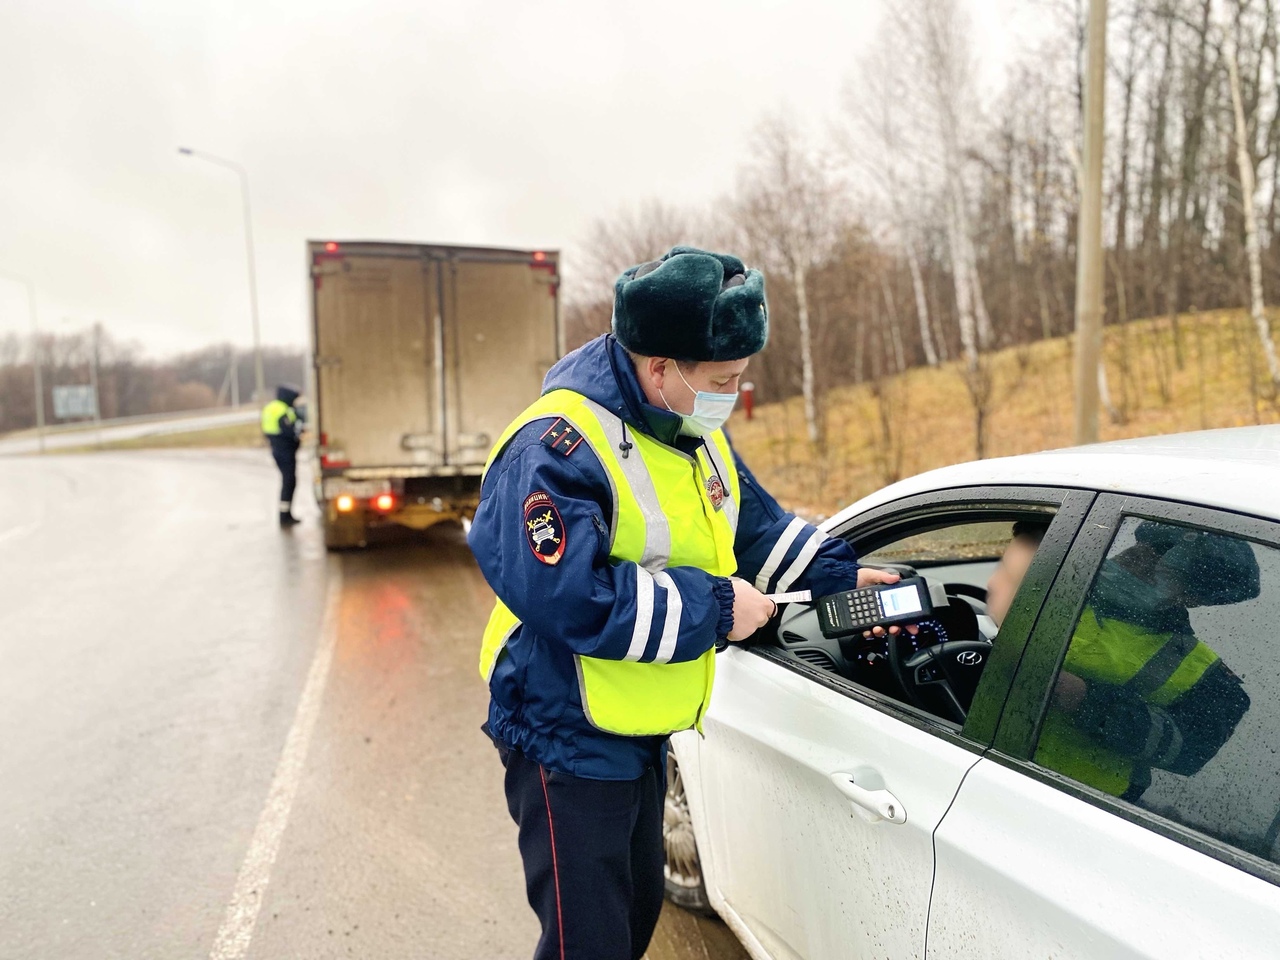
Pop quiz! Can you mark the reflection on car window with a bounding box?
[1033,516,1280,864]
[864,520,1042,566]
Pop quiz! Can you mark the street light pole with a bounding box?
[0,271,45,452]
[1073,0,1108,445]
[90,321,103,446]
[178,146,266,403]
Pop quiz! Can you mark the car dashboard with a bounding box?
[769,561,999,708]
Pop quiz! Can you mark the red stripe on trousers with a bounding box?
[538,766,566,960]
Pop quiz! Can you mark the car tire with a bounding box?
[663,751,714,916]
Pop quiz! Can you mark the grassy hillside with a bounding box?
[731,309,1280,518]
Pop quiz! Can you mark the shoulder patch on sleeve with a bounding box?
[539,418,585,457]
[523,491,567,566]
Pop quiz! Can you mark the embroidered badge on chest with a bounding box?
[523,491,566,565]
[706,475,726,511]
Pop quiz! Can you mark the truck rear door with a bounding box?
[440,254,559,468]
[313,253,441,468]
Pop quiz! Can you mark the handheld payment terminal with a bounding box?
[816,576,938,638]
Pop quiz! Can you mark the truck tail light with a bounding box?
[373,494,396,512]
[336,495,356,513]
[320,436,351,469]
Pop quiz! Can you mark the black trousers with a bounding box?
[269,442,297,509]
[499,746,665,960]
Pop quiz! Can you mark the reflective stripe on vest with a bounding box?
[1034,606,1219,796]
[478,388,739,737]
[261,399,296,435]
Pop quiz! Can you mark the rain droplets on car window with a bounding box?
[1033,516,1280,865]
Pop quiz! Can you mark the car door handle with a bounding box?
[829,772,907,824]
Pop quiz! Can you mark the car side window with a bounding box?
[776,512,1055,723]
[861,520,1023,567]
[1032,516,1280,864]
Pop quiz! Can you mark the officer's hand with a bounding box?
[727,578,775,642]
[858,567,900,588]
[857,568,921,639]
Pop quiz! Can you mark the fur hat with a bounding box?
[612,245,768,362]
[1135,521,1261,606]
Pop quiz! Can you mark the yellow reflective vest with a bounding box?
[478,388,740,737]
[1035,606,1220,796]
[261,399,297,436]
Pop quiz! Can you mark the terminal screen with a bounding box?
[880,584,924,617]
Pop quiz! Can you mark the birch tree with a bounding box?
[907,0,995,364]
[843,30,941,366]
[1222,2,1280,390]
[733,118,844,443]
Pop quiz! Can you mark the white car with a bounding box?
[664,425,1280,960]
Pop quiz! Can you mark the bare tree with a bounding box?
[732,117,846,442]
[842,30,942,366]
[902,0,995,364]
[563,199,701,347]
[567,199,697,304]
[547,0,1280,474]
[1222,2,1280,391]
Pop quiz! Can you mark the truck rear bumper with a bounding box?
[318,472,482,549]
[374,497,480,530]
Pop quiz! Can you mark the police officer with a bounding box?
[261,384,303,527]
[468,246,897,960]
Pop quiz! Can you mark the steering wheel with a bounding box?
[893,641,993,724]
[944,582,987,603]
[885,599,990,724]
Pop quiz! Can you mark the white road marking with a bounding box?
[208,558,343,960]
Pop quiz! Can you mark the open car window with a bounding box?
[769,502,1063,732]
[862,520,1016,567]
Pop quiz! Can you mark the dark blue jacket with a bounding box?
[468,335,861,780]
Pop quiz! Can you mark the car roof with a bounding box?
[828,425,1280,528]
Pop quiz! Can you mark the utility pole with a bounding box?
[89,321,103,446]
[1074,0,1108,445]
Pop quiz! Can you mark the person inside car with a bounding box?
[986,519,1050,627]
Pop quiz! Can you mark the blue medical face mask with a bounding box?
[659,362,739,438]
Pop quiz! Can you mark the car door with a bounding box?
[928,494,1280,959]
[696,487,1092,960]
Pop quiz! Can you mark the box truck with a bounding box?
[308,240,561,548]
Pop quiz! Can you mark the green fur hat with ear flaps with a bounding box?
[611,245,769,362]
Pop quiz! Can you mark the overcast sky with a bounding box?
[0,0,1027,357]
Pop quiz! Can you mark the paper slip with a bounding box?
[764,590,812,604]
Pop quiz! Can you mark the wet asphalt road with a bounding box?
[0,449,746,960]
